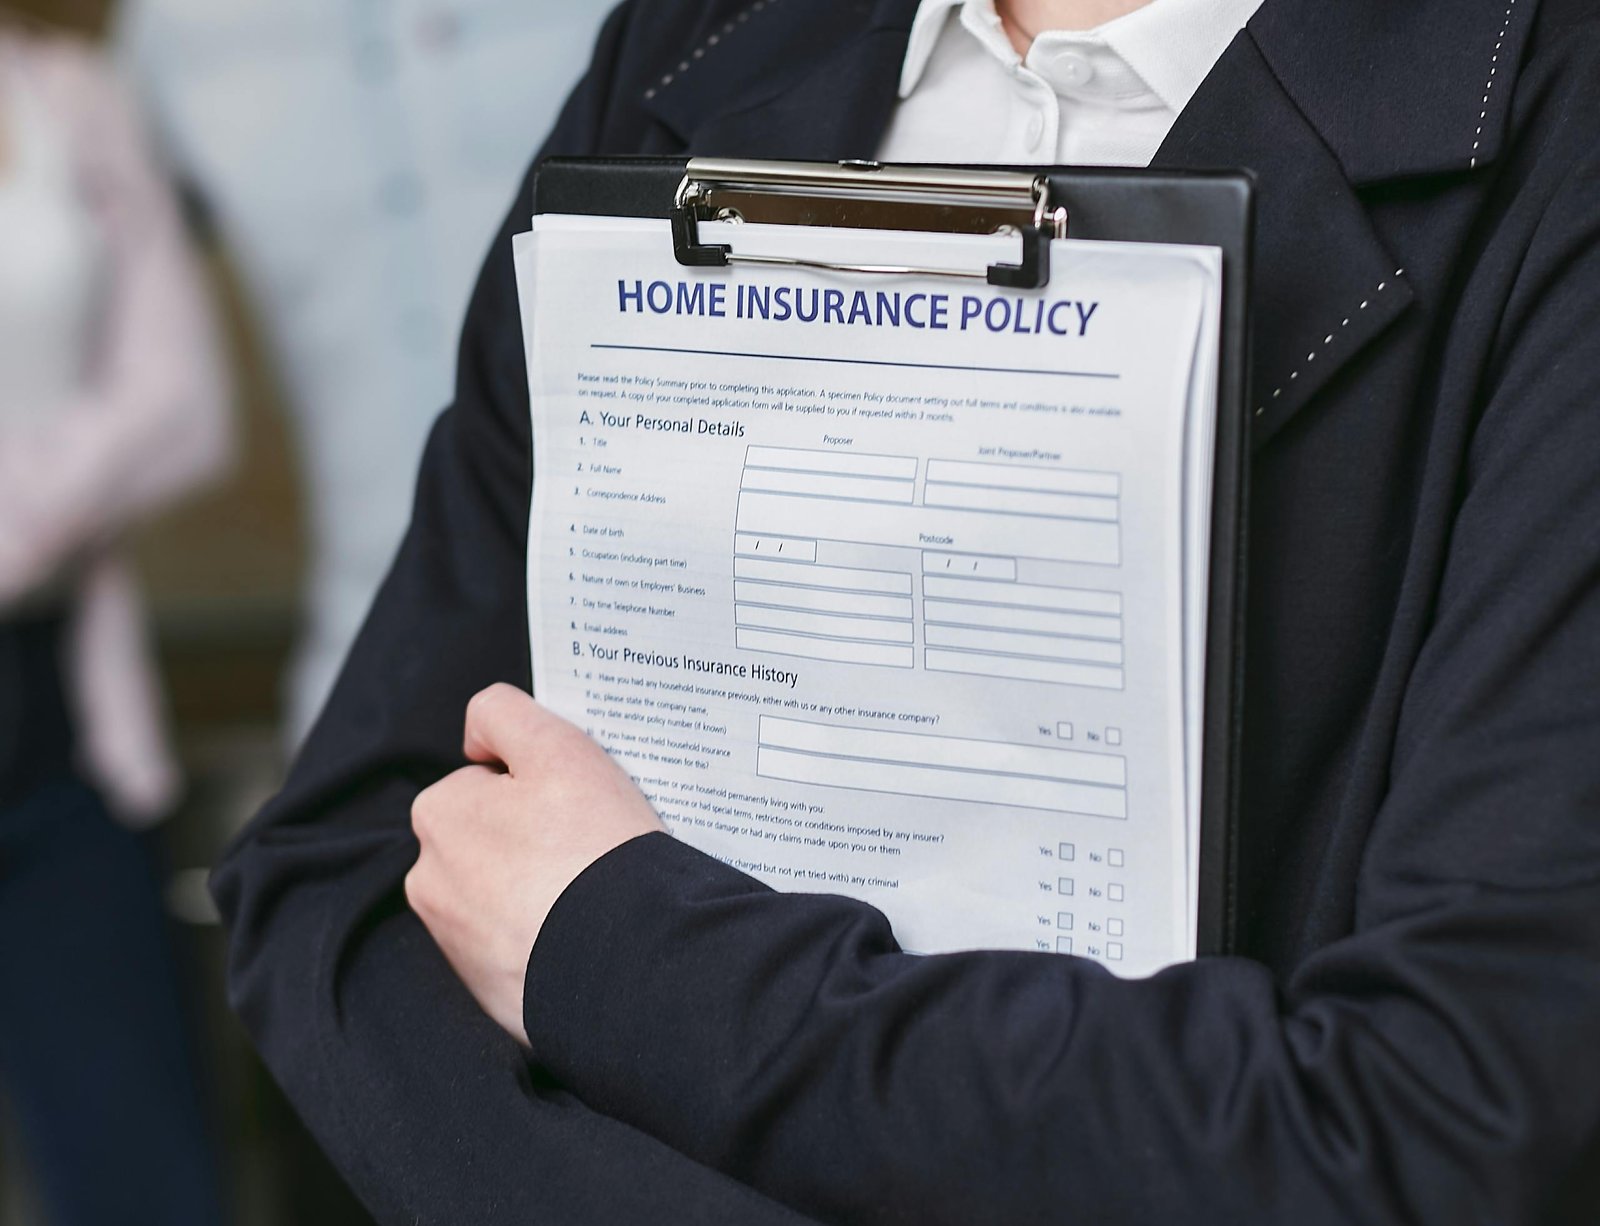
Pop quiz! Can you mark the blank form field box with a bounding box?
[756,718,1126,815]
[923,600,1123,642]
[735,581,913,619]
[922,551,1018,581]
[741,467,915,503]
[1056,913,1073,930]
[922,482,1119,522]
[737,629,913,668]
[1107,848,1124,867]
[926,648,1125,692]
[1107,918,1124,936]
[1057,722,1074,741]
[922,462,1122,527]
[921,576,1122,616]
[734,557,912,595]
[1107,943,1124,962]
[1059,842,1075,861]
[1105,727,1123,746]
[925,460,1121,499]
[734,534,818,563]
[740,448,916,504]
[1056,936,1074,954]
[1108,883,1125,902]
[745,446,917,481]
[1058,877,1075,896]
[923,623,1124,666]
[736,604,914,644]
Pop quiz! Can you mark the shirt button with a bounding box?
[1025,113,1045,150]
[1049,50,1095,89]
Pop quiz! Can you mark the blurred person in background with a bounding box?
[115,0,617,746]
[0,5,230,1223]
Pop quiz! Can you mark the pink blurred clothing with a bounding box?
[0,34,231,825]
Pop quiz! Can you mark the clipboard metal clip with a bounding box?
[671,159,1067,290]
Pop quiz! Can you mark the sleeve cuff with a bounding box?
[522,831,766,1081]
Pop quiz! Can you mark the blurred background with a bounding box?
[0,0,611,1221]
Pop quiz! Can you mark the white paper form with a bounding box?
[516,217,1221,976]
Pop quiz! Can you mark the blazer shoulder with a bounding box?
[1501,3,1600,174]
[619,0,774,45]
[614,0,887,67]
[1524,0,1600,111]
[1528,0,1600,39]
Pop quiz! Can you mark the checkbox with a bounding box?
[1105,727,1122,746]
[1107,942,1123,961]
[1108,848,1124,867]
[1056,936,1073,954]
[1057,912,1073,930]
[1058,877,1074,896]
[1059,842,1075,862]
[1108,883,1124,902]
[1056,721,1074,741]
[1107,918,1124,936]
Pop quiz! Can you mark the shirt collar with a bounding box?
[898,0,1265,114]
[897,0,1006,96]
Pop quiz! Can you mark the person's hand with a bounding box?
[406,683,664,1045]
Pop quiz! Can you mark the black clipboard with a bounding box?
[532,156,1252,958]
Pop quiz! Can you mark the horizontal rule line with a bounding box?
[590,343,1120,380]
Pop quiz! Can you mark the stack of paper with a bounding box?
[517,217,1222,975]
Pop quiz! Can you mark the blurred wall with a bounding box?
[3,2,606,1221]
[1,2,328,1222]
[9,0,310,739]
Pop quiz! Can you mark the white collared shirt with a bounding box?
[878,0,1264,167]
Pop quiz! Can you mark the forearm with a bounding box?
[219,808,813,1225]
[208,6,819,1208]
[212,397,811,1223]
[524,833,1600,1226]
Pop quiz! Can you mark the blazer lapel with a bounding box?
[647,2,1422,450]
[1154,31,1415,450]
[642,0,918,161]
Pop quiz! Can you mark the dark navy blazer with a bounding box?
[213,0,1600,1221]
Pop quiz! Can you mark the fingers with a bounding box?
[411,763,499,843]
[462,683,549,772]
[461,683,595,779]
[407,763,499,917]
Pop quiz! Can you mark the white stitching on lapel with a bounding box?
[643,0,779,101]
[1471,1,1517,169]
[1254,271,1406,418]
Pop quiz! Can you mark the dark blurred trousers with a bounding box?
[0,616,224,1226]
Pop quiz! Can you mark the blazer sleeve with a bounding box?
[0,49,231,606]
[518,124,1600,1226]
[209,7,812,1224]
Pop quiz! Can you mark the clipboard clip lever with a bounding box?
[671,159,1067,289]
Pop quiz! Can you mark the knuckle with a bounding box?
[410,790,433,838]
[468,682,519,724]
[402,864,426,912]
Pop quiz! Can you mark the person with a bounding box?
[114,0,623,746]
[0,11,230,1224]
[214,0,1600,1222]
